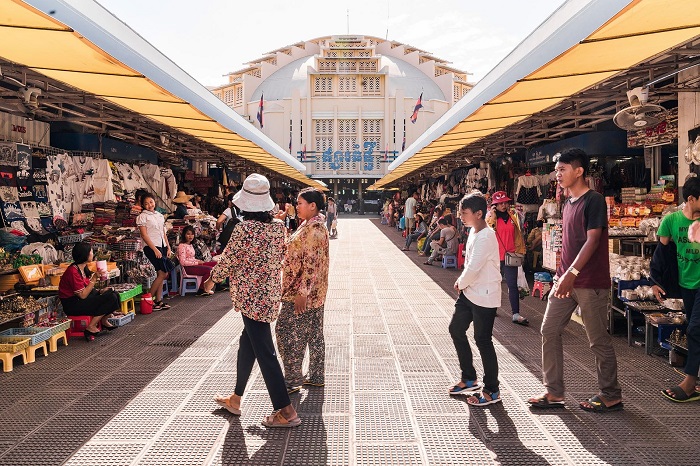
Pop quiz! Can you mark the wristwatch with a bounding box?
[567,266,579,276]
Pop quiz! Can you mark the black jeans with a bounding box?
[234,315,290,410]
[680,287,700,377]
[449,292,499,393]
[500,261,520,315]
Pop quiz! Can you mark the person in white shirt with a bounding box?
[449,192,502,407]
[404,192,418,233]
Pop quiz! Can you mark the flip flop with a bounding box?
[449,380,484,395]
[528,395,565,409]
[579,395,623,412]
[261,411,301,428]
[661,386,700,403]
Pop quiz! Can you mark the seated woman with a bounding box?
[172,191,193,219]
[177,225,217,296]
[58,242,121,341]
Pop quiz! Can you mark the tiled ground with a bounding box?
[1,216,699,465]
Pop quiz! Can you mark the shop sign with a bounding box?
[321,141,379,171]
[193,175,213,188]
[526,150,555,167]
[0,111,50,146]
[627,107,678,148]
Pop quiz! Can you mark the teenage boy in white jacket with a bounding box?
[448,192,503,406]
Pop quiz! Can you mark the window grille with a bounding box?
[454,84,460,102]
[339,76,357,95]
[314,119,333,135]
[327,51,338,58]
[223,89,235,105]
[339,60,356,73]
[318,60,336,72]
[362,119,381,134]
[435,67,448,77]
[359,51,371,58]
[362,137,382,171]
[359,61,377,72]
[314,136,333,170]
[368,39,377,47]
[246,68,261,78]
[314,76,333,96]
[338,119,357,135]
[342,50,354,58]
[267,57,277,66]
[234,86,243,106]
[362,76,381,96]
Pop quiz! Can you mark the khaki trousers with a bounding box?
[541,287,621,399]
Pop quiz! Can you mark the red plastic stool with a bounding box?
[531,281,551,300]
[66,316,101,338]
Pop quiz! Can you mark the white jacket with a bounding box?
[456,227,502,309]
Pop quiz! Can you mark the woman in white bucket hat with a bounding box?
[205,174,300,428]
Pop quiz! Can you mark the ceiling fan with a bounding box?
[612,87,666,131]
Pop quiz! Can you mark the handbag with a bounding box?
[495,221,524,267]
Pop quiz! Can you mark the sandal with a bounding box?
[528,394,565,409]
[214,394,241,415]
[261,410,301,428]
[154,301,171,310]
[661,386,700,403]
[197,290,215,297]
[448,380,483,395]
[467,389,502,407]
[512,316,529,326]
[579,395,623,412]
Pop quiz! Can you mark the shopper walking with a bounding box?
[404,192,419,234]
[528,148,622,412]
[277,187,330,392]
[326,197,337,232]
[137,193,174,311]
[449,192,502,406]
[487,191,529,325]
[657,176,700,402]
[204,174,300,428]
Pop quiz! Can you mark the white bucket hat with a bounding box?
[233,173,275,212]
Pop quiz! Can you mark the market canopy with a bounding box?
[373,0,700,189]
[0,0,323,189]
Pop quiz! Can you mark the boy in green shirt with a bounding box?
[655,176,700,402]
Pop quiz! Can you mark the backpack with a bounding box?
[218,207,240,250]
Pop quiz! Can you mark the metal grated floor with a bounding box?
[1,216,698,465]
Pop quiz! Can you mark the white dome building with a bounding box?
[212,35,472,199]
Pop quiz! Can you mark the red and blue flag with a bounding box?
[410,92,423,124]
[256,93,264,128]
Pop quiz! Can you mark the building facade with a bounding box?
[212,35,472,200]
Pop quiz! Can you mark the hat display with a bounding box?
[172,191,194,204]
[233,173,275,213]
[491,191,512,205]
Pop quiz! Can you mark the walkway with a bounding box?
[1,217,697,465]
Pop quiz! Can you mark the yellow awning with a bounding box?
[374,0,700,189]
[0,0,323,189]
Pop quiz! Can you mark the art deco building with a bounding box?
[212,35,472,199]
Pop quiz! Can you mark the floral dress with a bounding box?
[210,219,287,323]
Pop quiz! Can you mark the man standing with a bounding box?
[528,148,622,412]
[657,176,700,402]
[404,192,419,234]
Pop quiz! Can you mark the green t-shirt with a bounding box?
[657,210,700,289]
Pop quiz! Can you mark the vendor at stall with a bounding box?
[58,242,120,341]
[172,191,194,219]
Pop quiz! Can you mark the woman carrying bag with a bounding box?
[487,191,529,326]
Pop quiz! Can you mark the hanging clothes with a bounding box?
[91,158,114,203]
[72,154,95,208]
[159,167,177,211]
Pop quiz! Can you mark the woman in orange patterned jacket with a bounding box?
[276,187,330,393]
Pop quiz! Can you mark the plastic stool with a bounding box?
[0,349,26,372]
[169,266,181,294]
[25,341,48,363]
[180,277,201,296]
[66,316,101,338]
[162,280,169,296]
[48,331,68,352]
[531,281,551,300]
[442,255,458,269]
[120,298,135,315]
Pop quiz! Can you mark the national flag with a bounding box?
[289,136,292,153]
[384,143,389,161]
[410,92,423,124]
[301,144,307,161]
[401,136,406,152]
[256,93,264,128]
